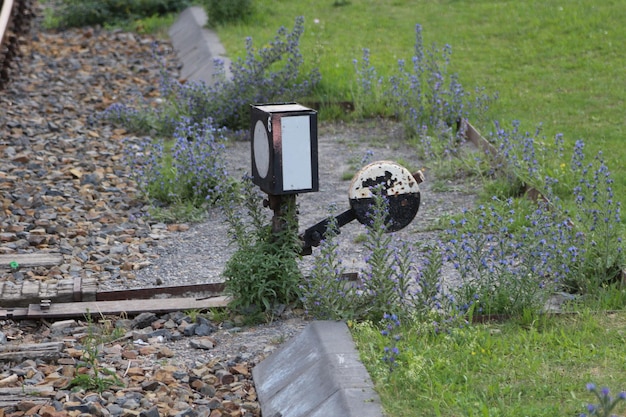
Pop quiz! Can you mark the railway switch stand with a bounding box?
[249,103,424,255]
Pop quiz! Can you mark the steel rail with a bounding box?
[0,0,16,88]
[0,0,32,89]
[0,0,15,48]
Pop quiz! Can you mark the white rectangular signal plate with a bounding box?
[281,115,312,191]
[250,103,318,195]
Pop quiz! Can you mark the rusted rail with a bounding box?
[0,0,33,89]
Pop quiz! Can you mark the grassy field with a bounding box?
[215,0,626,213]
[352,311,626,416]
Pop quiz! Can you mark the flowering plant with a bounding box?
[580,383,626,417]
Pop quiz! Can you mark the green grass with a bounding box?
[215,0,626,215]
[125,13,178,37]
[353,311,626,416]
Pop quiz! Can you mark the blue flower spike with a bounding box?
[582,383,626,417]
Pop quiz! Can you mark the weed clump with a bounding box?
[204,0,253,26]
[103,16,320,135]
[120,117,233,221]
[47,0,189,29]
[221,178,303,317]
[352,24,496,158]
[67,311,124,392]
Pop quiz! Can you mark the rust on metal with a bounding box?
[264,194,298,236]
[0,282,233,319]
[458,119,501,160]
[0,274,361,319]
[458,119,561,211]
[40,299,51,310]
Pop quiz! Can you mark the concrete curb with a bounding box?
[168,6,231,85]
[252,321,384,417]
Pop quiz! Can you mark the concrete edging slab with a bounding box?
[168,6,231,85]
[252,320,384,417]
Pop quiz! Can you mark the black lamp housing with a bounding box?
[250,103,318,195]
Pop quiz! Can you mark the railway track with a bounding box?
[0,0,33,89]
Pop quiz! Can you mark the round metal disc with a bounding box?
[348,160,421,232]
[253,120,270,179]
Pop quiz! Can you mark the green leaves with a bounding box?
[222,179,303,317]
[302,189,447,324]
[66,311,123,393]
[47,0,190,29]
[204,0,252,26]
[301,212,364,320]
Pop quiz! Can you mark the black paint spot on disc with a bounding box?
[350,192,420,232]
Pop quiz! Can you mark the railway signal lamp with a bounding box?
[248,103,423,254]
[250,103,318,196]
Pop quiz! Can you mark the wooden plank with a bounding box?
[0,385,54,395]
[0,342,63,353]
[0,253,63,269]
[0,342,64,362]
[96,282,226,301]
[24,296,231,319]
[73,276,81,302]
[0,398,48,408]
[459,119,501,161]
[0,351,62,361]
[0,385,54,407]
[56,278,75,303]
[82,277,97,302]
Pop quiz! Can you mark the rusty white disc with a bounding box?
[348,160,421,232]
